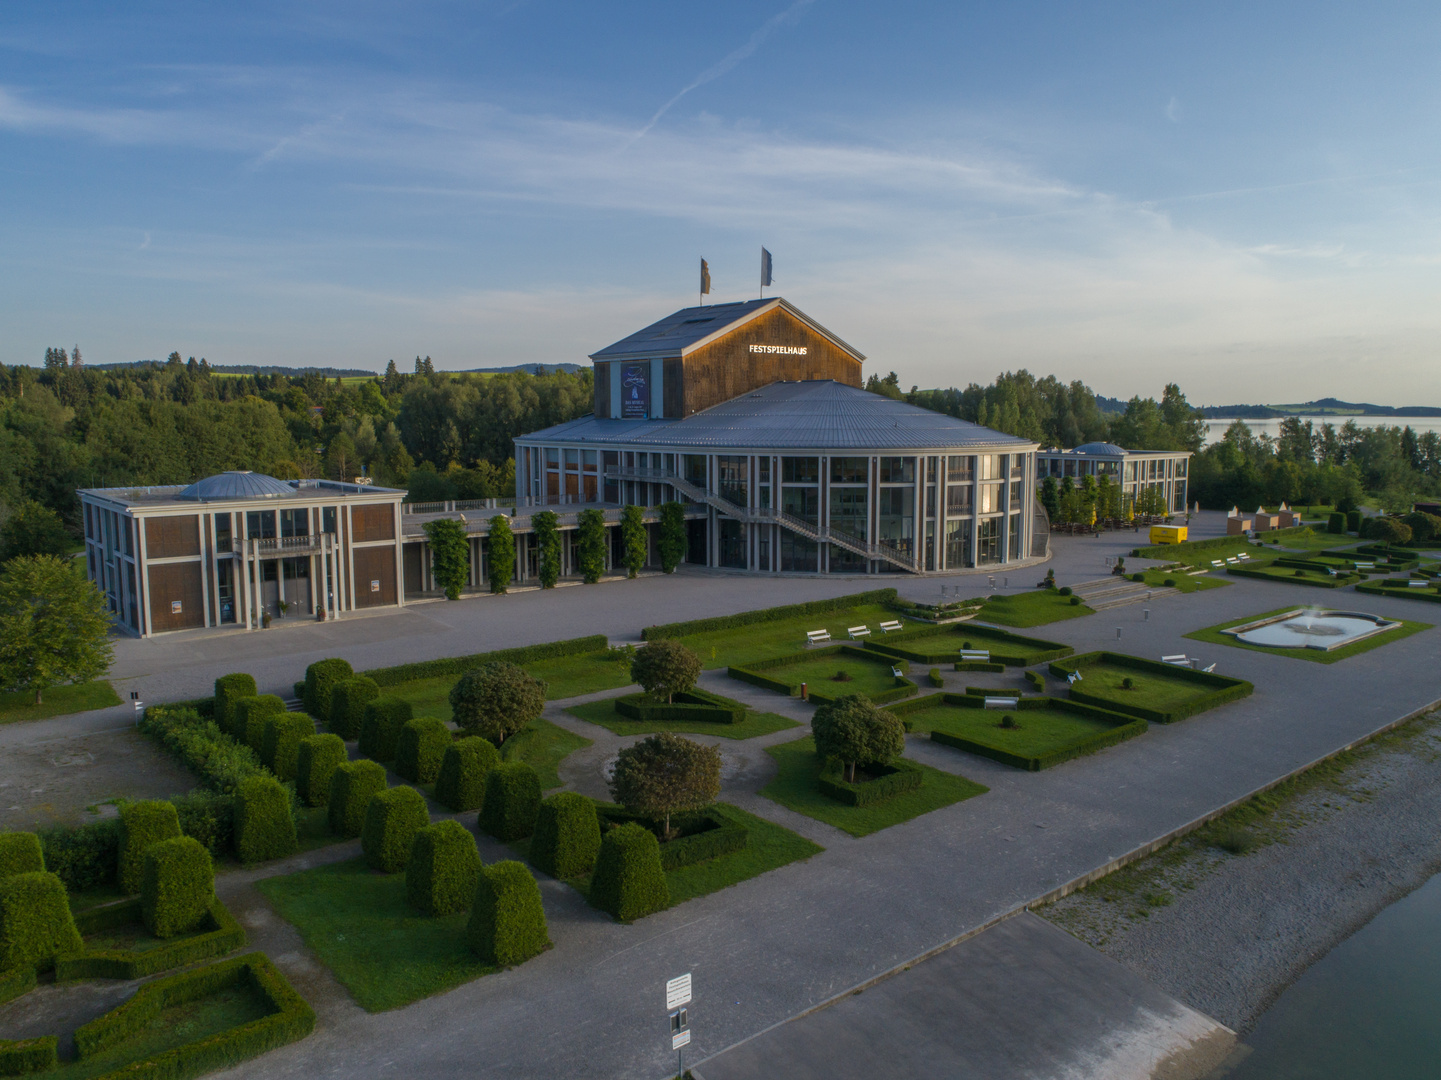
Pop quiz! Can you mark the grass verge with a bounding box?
[386,652,634,719]
[502,719,593,790]
[900,699,1141,769]
[1132,568,1228,594]
[979,591,1095,627]
[566,699,800,740]
[658,602,907,669]
[0,681,122,725]
[1186,607,1432,664]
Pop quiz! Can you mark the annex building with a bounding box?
[1036,442,1192,514]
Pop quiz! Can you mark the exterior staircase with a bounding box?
[1069,576,1155,611]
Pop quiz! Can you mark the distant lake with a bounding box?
[1202,416,1441,447]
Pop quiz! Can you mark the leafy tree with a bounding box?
[1039,476,1060,522]
[486,514,515,594]
[658,501,687,573]
[608,732,721,839]
[0,500,71,562]
[629,640,701,704]
[621,504,646,578]
[423,518,470,599]
[448,661,545,745]
[576,508,606,584]
[0,555,114,704]
[327,432,359,481]
[811,694,905,782]
[533,510,560,588]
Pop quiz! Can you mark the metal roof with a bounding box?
[1070,442,1129,456]
[518,381,1035,451]
[177,471,297,500]
[588,298,865,364]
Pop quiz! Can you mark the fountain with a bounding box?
[1222,608,1402,651]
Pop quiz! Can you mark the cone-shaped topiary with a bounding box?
[234,775,297,864]
[359,697,413,762]
[590,822,669,921]
[261,713,317,781]
[362,785,430,873]
[0,872,81,972]
[235,695,287,754]
[395,717,452,784]
[479,762,542,842]
[303,658,354,720]
[434,737,500,812]
[327,677,379,739]
[118,800,182,895]
[466,860,550,966]
[213,673,257,737]
[296,733,347,807]
[139,836,214,938]
[529,793,601,879]
[405,820,481,916]
[327,759,387,837]
[0,832,44,879]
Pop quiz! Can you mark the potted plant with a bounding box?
[262,611,272,629]
[316,606,326,622]
[277,599,289,620]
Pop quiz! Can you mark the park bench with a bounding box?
[1187,568,1209,576]
[983,695,1019,709]
[1409,579,1429,588]
[891,665,905,679]
[1066,670,1083,685]
[1325,567,1338,577]
[1225,556,1240,565]
[1354,561,1375,570]
[1211,560,1226,568]
[805,629,831,647]
[1201,662,1217,673]
[878,620,904,633]
[847,625,871,639]
[959,649,990,663]
[1161,654,1190,666]
[1236,553,1251,561]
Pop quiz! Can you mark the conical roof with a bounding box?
[177,471,295,501]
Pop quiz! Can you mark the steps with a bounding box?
[1068,577,1155,611]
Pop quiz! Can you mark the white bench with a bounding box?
[1161,654,1189,666]
[960,649,990,663]
[1187,568,1209,576]
[805,629,831,647]
[1354,561,1375,570]
[1225,557,1240,565]
[983,695,1019,709]
[1325,567,1338,576]
[1201,662,1217,673]
[1211,560,1226,568]
[891,666,905,679]
[879,620,904,633]
[1236,553,1251,561]
[847,625,871,640]
[1066,670,1083,685]
[1409,579,1429,588]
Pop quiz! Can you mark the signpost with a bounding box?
[666,973,692,1076]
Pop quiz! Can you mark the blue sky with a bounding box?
[2,1,1439,404]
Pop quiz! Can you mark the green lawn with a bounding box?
[1132,568,1228,594]
[740,650,910,702]
[566,698,800,740]
[385,652,634,719]
[256,856,495,1012]
[1058,663,1218,713]
[501,719,592,790]
[979,591,1095,627]
[659,602,906,668]
[1186,607,1433,664]
[877,623,1069,664]
[902,699,1119,755]
[1132,537,1278,567]
[1229,564,1358,588]
[0,681,122,725]
[760,737,988,838]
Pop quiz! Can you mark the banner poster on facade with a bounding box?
[622,362,650,419]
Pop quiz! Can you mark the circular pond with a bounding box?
[1223,609,1402,651]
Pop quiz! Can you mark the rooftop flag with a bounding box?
[760,247,773,290]
[700,258,711,297]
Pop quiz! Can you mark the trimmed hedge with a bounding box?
[728,644,918,706]
[467,861,551,966]
[303,658,354,720]
[530,793,602,878]
[72,952,315,1069]
[613,687,747,725]
[928,668,944,688]
[327,676,380,739]
[234,776,297,864]
[863,623,1074,667]
[118,801,183,895]
[1131,526,1314,560]
[480,763,542,842]
[213,673,257,738]
[327,759,388,837]
[817,757,923,807]
[359,697,413,762]
[362,786,430,873]
[589,823,669,921]
[395,717,453,784]
[435,737,501,812]
[595,805,746,871]
[1024,669,1046,692]
[1227,564,1356,588]
[57,895,245,981]
[140,836,214,939]
[296,734,347,808]
[0,832,44,879]
[642,588,901,640]
[138,705,273,796]
[235,695,288,753]
[364,634,609,687]
[1327,512,1346,534]
[1357,579,1441,604]
[0,966,36,1006]
[405,820,482,916]
[0,872,81,973]
[1347,510,1362,532]
[0,1037,56,1075]
[1047,652,1254,723]
[261,713,316,782]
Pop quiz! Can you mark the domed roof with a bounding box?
[1073,441,1128,456]
[177,471,296,501]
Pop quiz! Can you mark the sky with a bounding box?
[2,1,1440,405]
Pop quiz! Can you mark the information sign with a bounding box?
[672,1030,691,1050]
[621,362,650,419]
[666,973,692,1010]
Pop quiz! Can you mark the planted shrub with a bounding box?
[590,823,669,921]
[530,792,601,879]
[261,713,316,781]
[359,697,413,762]
[1131,572,1145,582]
[1163,578,1177,587]
[296,734,347,807]
[1069,595,1082,605]
[139,836,213,938]
[1346,510,1362,533]
[630,640,702,703]
[137,706,269,796]
[1058,586,1072,596]
[435,737,501,812]
[1121,677,1135,690]
[0,832,44,878]
[928,667,943,688]
[449,662,545,745]
[1328,512,1345,534]
[118,800,182,895]
[609,733,721,839]
[811,694,905,784]
[303,658,355,719]
[213,673,257,737]
[235,695,287,753]
[328,759,388,838]
[0,872,82,972]
[362,785,430,873]
[405,820,481,916]
[327,677,380,739]
[1363,517,1413,545]
[234,775,297,864]
[38,818,121,894]
[0,1038,56,1074]
[480,763,543,842]
[395,717,452,784]
[467,860,551,966]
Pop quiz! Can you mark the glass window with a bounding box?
[877,487,914,550]
[782,487,819,524]
[323,507,337,534]
[978,454,1005,481]
[1008,513,1022,560]
[719,519,746,569]
[830,457,867,484]
[926,486,936,518]
[261,560,278,582]
[283,556,310,580]
[927,457,938,482]
[1010,479,1025,509]
[878,457,915,483]
[780,533,817,572]
[945,518,972,569]
[946,484,973,514]
[977,517,1002,565]
[979,484,1003,515]
[781,456,819,483]
[280,508,309,538]
[829,487,867,538]
[214,514,232,553]
[717,455,747,507]
[1012,457,1025,478]
[246,510,276,540]
[564,448,579,467]
[948,456,975,481]
[758,457,771,483]
[1176,459,1188,477]
[685,454,707,485]
[583,450,597,469]
[545,447,559,464]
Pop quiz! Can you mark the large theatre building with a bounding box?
[515,298,1048,575]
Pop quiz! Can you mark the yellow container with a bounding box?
[1148,525,1187,545]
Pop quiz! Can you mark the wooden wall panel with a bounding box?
[147,562,204,632]
[145,515,200,559]
[680,308,862,417]
[351,505,395,542]
[352,546,397,607]
[663,358,684,419]
[594,362,611,418]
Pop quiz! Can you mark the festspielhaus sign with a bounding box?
[749,344,808,355]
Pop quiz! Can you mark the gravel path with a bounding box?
[1041,710,1441,1033]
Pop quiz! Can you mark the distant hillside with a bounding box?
[1203,398,1441,419]
[1095,395,1127,414]
[93,361,377,378]
[456,363,585,375]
